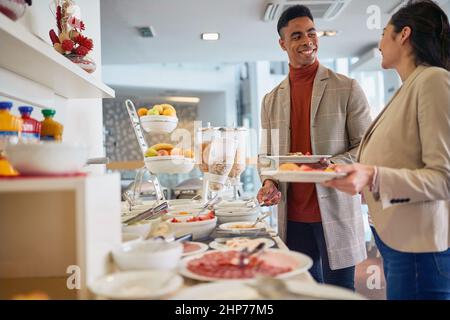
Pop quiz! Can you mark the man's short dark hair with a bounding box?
[277,5,314,37]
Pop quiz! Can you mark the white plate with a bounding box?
[178,249,313,282]
[182,241,209,257]
[209,237,275,251]
[262,170,347,183]
[263,155,332,164]
[284,281,367,300]
[171,279,365,300]
[171,282,260,300]
[215,200,249,208]
[89,270,183,300]
[219,221,266,232]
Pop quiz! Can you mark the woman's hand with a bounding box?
[322,164,376,195]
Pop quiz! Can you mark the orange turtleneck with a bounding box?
[287,59,321,223]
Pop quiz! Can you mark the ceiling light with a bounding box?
[324,30,338,37]
[201,33,220,41]
[317,30,339,37]
[165,96,200,104]
[137,26,155,38]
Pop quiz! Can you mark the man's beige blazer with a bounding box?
[259,64,372,270]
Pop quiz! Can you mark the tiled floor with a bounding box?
[355,245,386,300]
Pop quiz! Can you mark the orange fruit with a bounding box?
[162,108,176,117]
[279,163,299,171]
[137,108,148,117]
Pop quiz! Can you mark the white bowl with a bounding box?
[215,209,260,224]
[90,270,183,300]
[121,217,161,238]
[112,239,183,271]
[122,233,143,245]
[218,221,266,232]
[144,156,195,174]
[140,115,178,133]
[167,205,207,216]
[215,200,250,208]
[5,142,88,175]
[168,216,217,240]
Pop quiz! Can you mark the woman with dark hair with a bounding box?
[324,0,450,300]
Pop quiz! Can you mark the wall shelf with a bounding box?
[0,174,121,299]
[0,14,115,100]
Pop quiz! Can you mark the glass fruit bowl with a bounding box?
[65,54,97,74]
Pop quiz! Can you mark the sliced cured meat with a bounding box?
[183,242,201,254]
[186,251,292,279]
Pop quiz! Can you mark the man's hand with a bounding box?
[257,180,282,206]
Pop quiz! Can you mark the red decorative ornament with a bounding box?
[49,29,60,45]
[56,5,62,33]
[75,46,89,56]
[74,34,93,51]
[48,1,96,72]
[61,39,74,52]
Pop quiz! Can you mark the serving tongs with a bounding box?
[237,242,266,267]
[193,195,223,218]
[122,201,168,226]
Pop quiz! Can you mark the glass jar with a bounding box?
[228,127,248,182]
[205,127,237,192]
[196,125,220,173]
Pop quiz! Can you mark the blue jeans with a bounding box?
[287,221,355,291]
[372,227,450,300]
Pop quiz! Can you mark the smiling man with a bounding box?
[257,5,373,290]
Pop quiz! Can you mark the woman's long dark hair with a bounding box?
[391,0,450,70]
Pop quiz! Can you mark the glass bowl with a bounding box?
[0,0,27,21]
[66,54,97,74]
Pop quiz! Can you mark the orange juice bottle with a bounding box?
[0,101,22,176]
[40,109,63,141]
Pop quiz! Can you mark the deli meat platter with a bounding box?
[178,249,313,282]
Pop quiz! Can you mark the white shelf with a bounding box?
[0,14,115,99]
[0,174,120,193]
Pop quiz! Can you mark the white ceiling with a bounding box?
[100,0,403,65]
